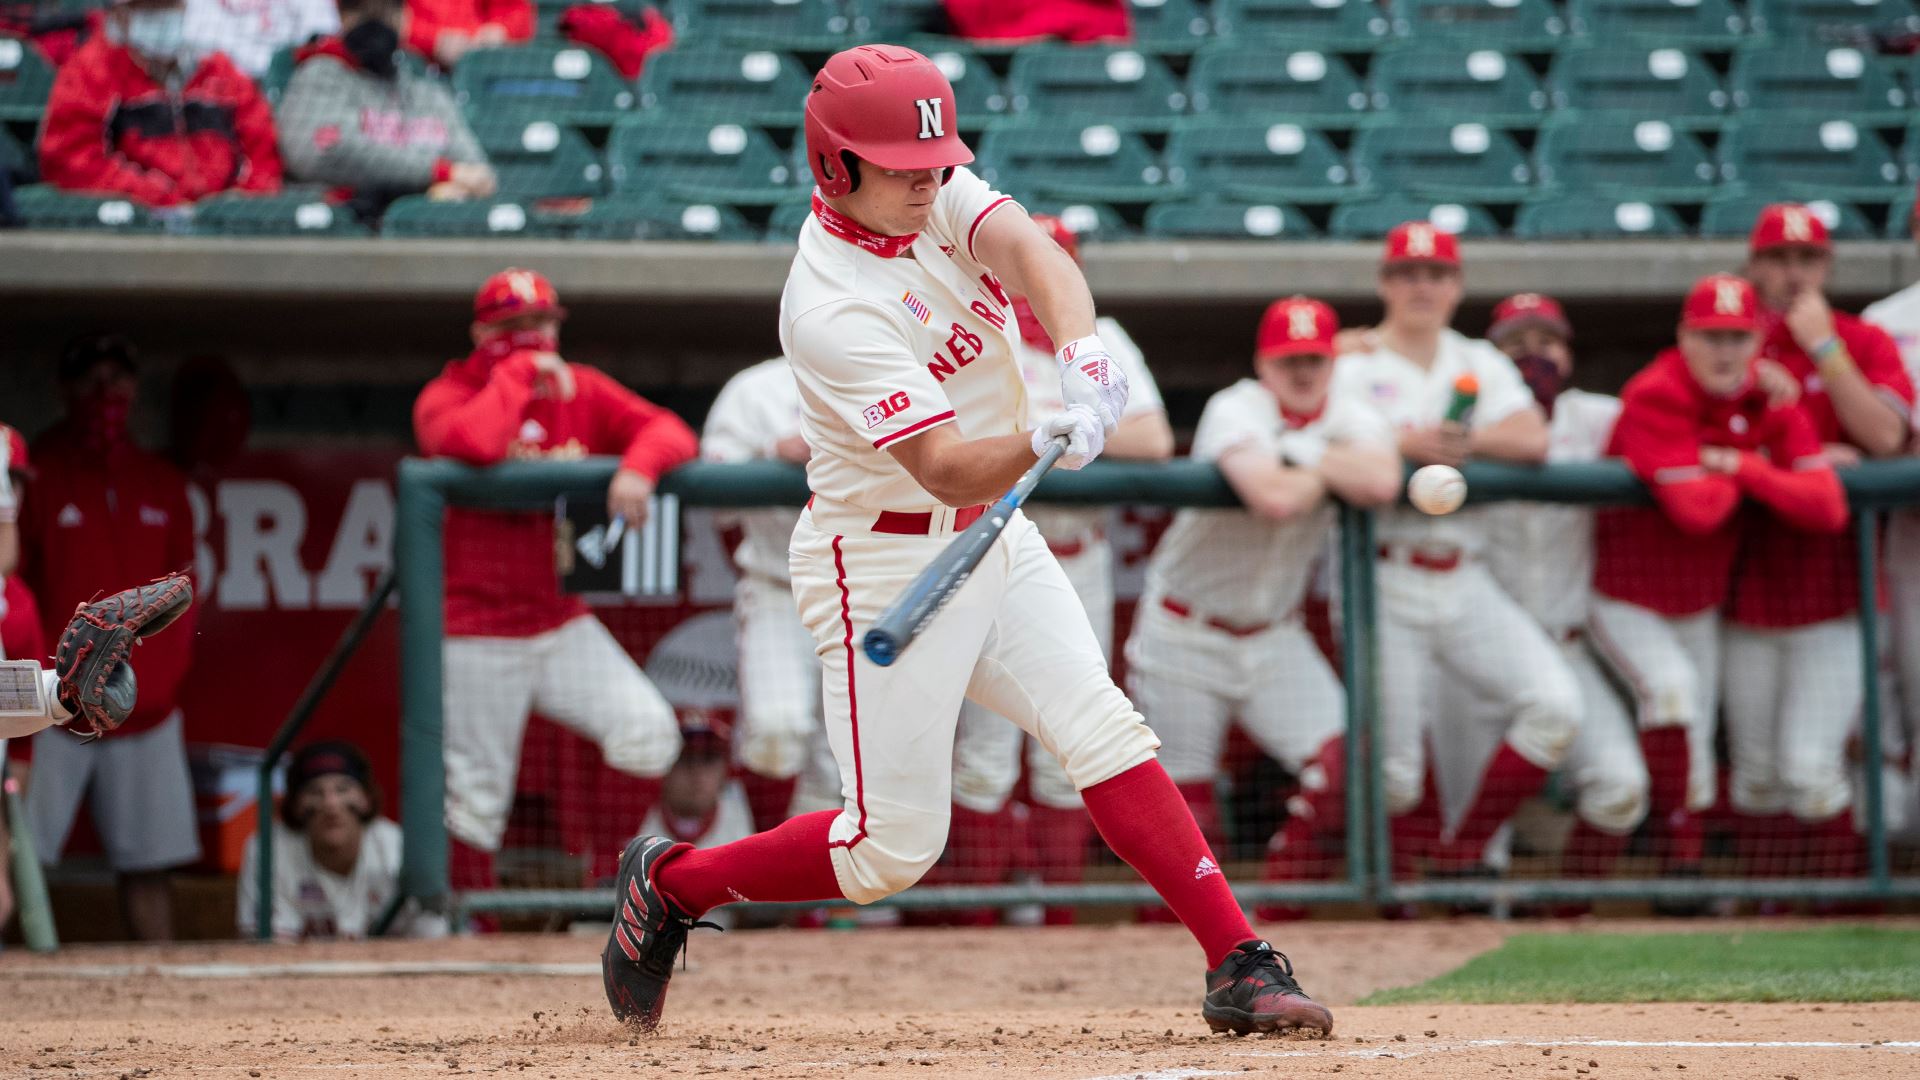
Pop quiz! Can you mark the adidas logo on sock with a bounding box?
[1194,855,1221,880]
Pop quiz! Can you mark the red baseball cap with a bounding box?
[1749,203,1831,255]
[1680,273,1760,333]
[1382,221,1461,269]
[1488,292,1571,344]
[474,267,566,326]
[2,424,29,480]
[1029,213,1081,265]
[1256,296,1339,360]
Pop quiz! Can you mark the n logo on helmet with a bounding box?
[1714,278,1744,315]
[915,97,944,140]
[1288,304,1318,340]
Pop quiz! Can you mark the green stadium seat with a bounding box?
[1747,0,1916,36]
[264,46,428,108]
[0,124,27,182]
[634,47,811,126]
[1719,117,1904,205]
[1005,45,1187,129]
[1367,45,1549,128]
[1547,46,1728,128]
[453,43,635,129]
[1565,0,1745,48]
[0,36,55,124]
[1389,0,1568,50]
[668,0,855,50]
[1534,117,1720,203]
[766,197,812,242]
[562,194,758,241]
[1210,0,1393,53]
[380,196,569,238]
[472,118,607,198]
[9,185,168,232]
[1187,44,1369,127]
[1327,196,1500,238]
[1729,46,1908,126]
[1350,121,1532,203]
[1512,196,1687,238]
[191,190,371,236]
[1698,192,1874,239]
[1125,0,1216,54]
[1017,199,1134,243]
[1901,118,1920,181]
[920,46,1008,129]
[976,123,1173,205]
[1886,187,1915,238]
[855,0,949,38]
[1164,121,1357,204]
[608,118,795,204]
[1142,199,1320,239]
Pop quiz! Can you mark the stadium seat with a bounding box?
[1005,45,1187,129]
[380,196,569,238]
[1350,121,1532,203]
[1698,192,1875,239]
[1729,46,1908,126]
[607,118,795,205]
[668,0,855,50]
[634,47,811,126]
[1547,46,1728,128]
[261,46,298,107]
[855,0,949,39]
[1017,199,1134,243]
[472,119,608,198]
[1367,45,1550,128]
[1125,0,1216,54]
[976,123,1173,205]
[0,35,54,124]
[1389,0,1568,49]
[1512,196,1687,238]
[1886,186,1915,239]
[1534,117,1720,203]
[1565,0,1745,49]
[920,46,1009,130]
[1326,196,1501,238]
[1142,199,1320,239]
[1164,121,1357,203]
[563,195,757,241]
[1187,44,1369,127]
[0,123,27,183]
[1212,0,1393,53]
[452,43,634,129]
[1720,118,1904,205]
[766,197,812,242]
[9,185,167,232]
[191,190,371,236]
[1746,0,1917,36]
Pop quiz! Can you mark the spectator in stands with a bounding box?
[942,0,1130,43]
[39,0,282,208]
[404,0,530,69]
[17,334,201,942]
[556,0,671,81]
[277,0,495,207]
[183,0,340,80]
[414,268,698,899]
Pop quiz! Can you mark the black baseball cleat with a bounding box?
[1202,940,1335,1038]
[601,835,719,1030]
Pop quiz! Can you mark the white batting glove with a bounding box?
[1031,404,1106,471]
[1056,334,1129,436]
[1276,430,1328,470]
[0,433,15,524]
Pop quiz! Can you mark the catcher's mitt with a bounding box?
[55,573,194,737]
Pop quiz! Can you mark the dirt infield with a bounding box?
[4,920,1917,1078]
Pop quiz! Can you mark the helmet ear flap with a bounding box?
[837,150,861,194]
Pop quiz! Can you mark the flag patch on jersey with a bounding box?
[901,290,933,325]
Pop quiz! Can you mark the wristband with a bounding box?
[1054,334,1106,368]
[1810,336,1846,362]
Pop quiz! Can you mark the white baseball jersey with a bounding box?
[1862,281,1920,402]
[1333,330,1538,555]
[1017,316,1165,542]
[702,357,805,584]
[780,166,1026,512]
[236,817,405,941]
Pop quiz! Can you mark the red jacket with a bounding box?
[1729,311,1916,627]
[414,345,698,637]
[18,423,200,737]
[1,575,45,665]
[39,34,282,208]
[405,0,534,59]
[1595,348,1847,617]
[942,0,1131,42]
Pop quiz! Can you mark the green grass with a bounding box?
[1361,927,1920,1004]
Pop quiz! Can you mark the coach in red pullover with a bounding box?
[414,268,698,893]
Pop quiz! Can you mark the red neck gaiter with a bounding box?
[811,193,917,259]
[473,328,560,367]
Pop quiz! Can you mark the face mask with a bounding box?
[342,18,400,79]
[1514,354,1568,417]
[478,327,560,363]
[78,389,133,456]
[122,8,188,63]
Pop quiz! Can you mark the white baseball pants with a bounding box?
[1721,618,1862,822]
[1586,596,1720,812]
[733,571,823,781]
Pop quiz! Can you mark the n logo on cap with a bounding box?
[1288,304,1318,340]
[507,271,540,302]
[1512,292,1541,309]
[915,97,944,140]
[1714,278,1744,314]
[1783,207,1813,242]
[1405,224,1436,256]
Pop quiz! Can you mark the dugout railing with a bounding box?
[382,455,1920,927]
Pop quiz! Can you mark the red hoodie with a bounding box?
[38,33,282,207]
[413,342,698,637]
[404,0,533,59]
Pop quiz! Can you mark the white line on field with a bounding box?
[7,960,602,979]
[1233,1037,1920,1060]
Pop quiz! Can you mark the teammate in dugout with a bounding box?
[413,268,699,893]
[1334,224,1581,878]
[1591,272,1850,882]
[601,44,1333,1038]
[1125,297,1399,917]
[1722,205,1914,876]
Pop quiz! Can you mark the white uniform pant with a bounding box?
[1721,618,1862,822]
[789,507,1159,905]
[1375,559,1581,816]
[1885,511,1920,839]
[1586,596,1719,812]
[733,572,824,781]
[442,615,681,851]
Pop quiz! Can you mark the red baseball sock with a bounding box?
[1174,779,1225,851]
[1083,760,1256,969]
[740,772,801,834]
[449,838,497,891]
[1266,738,1348,882]
[1438,742,1550,870]
[652,810,845,917]
[1561,818,1631,879]
[1736,811,1792,876]
[1798,814,1864,878]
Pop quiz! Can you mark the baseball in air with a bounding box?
[1407,464,1467,515]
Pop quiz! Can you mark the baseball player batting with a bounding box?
[601,44,1333,1039]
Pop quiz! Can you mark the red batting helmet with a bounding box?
[474,267,566,326]
[1029,213,1082,265]
[804,44,973,198]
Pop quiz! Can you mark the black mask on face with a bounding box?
[1514,354,1569,417]
[343,19,399,79]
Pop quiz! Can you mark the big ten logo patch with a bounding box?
[863,391,912,429]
